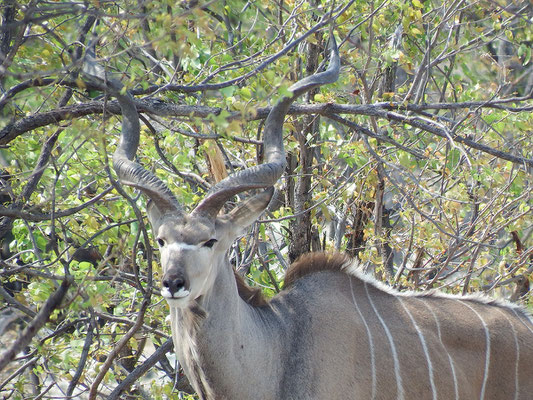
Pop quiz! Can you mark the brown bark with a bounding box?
[288,33,322,263]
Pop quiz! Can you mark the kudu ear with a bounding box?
[225,187,274,237]
[146,200,164,235]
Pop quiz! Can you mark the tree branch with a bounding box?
[0,186,113,222]
[2,99,531,168]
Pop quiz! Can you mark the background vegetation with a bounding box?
[0,0,531,398]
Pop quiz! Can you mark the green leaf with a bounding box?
[220,85,236,97]
[239,87,252,100]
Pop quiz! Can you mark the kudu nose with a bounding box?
[162,274,189,298]
[163,276,185,293]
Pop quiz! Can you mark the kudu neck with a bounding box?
[197,254,259,320]
[171,254,283,400]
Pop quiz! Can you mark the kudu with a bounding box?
[84,41,533,400]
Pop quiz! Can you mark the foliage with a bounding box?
[0,0,531,398]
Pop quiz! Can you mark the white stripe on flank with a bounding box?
[496,309,519,400]
[513,309,533,336]
[349,277,376,400]
[399,298,437,400]
[364,282,404,400]
[511,308,533,400]
[415,298,459,400]
[460,301,490,400]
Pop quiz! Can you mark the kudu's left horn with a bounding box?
[82,50,182,216]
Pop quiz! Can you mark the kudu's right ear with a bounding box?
[225,187,274,237]
[147,200,164,235]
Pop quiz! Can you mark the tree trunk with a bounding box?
[288,33,321,263]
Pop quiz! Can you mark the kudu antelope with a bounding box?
[84,40,533,400]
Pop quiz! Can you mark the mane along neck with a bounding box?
[235,252,352,306]
[237,251,532,320]
[284,252,352,288]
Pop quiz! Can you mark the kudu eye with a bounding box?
[203,239,217,248]
[157,238,165,247]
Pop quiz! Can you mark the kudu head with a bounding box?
[84,38,340,308]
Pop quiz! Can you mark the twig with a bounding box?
[0,186,113,222]
[0,285,36,317]
[66,317,95,397]
[0,356,39,391]
[88,297,150,400]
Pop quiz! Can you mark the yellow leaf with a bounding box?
[76,77,86,89]
[86,216,99,230]
[204,140,227,183]
[307,35,318,45]
[226,120,242,136]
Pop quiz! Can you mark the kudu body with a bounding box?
[84,40,533,399]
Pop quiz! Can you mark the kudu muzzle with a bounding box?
[161,251,191,299]
[162,271,189,299]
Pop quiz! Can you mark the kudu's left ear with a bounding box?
[225,187,274,235]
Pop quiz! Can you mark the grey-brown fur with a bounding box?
[170,252,533,399]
